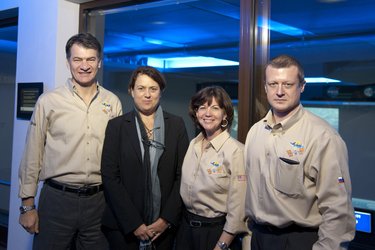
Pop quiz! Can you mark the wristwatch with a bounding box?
[19,205,36,214]
[217,241,229,250]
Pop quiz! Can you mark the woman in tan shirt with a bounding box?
[176,86,248,250]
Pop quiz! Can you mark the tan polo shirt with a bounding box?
[18,79,122,198]
[244,104,356,250]
[180,130,248,234]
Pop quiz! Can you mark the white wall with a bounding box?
[4,0,80,249]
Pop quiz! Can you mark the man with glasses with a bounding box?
[18,33,122,249]
[244,54,355,249]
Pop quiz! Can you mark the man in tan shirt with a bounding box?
[18,33,122,249]
[244,54,355,250]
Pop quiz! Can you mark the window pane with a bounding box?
[270,0,375,209]
[86,0,240,139]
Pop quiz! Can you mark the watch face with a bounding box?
[20,205,35,214]
[218,242,228,250]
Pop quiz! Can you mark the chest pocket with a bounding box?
[273,157,303,197]
[205,161,229,193]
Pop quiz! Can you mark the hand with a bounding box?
[147,218,170,242]
[214,231,234,250]
[19,209,39,234]
[134,224,154,241]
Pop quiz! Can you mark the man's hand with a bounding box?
[19,209,39,234]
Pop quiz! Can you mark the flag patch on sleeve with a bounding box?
[338,177,345,183]
[237,175,247,181]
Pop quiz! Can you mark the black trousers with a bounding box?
[175,210,242,250]
[250,223,319,250]
[33,182,108,250]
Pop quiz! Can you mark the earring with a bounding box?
[221,118,228,128]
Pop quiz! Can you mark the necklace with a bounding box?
[139,114,155,139]
[141,120,154,139]
[144,125,154,139]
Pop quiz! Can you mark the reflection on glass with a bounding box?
[86,0,240,140]
[270,0,375,227]
[304,107,338,131]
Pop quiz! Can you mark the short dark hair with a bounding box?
[265,54,305,84]
[189,86,234,134]
[65,33,102,59]
[128,66,166,94]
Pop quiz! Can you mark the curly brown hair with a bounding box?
[189,86,234,135]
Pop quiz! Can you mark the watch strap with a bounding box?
[19,205,36,214]
[217,241,229,250]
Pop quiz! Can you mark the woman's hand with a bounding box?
[212,231,235,250]
[134,224,154,241]
[147,218,170,241]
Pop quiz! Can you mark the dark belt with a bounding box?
[250,221,318,234]
[45,179,103,196]
[184,209,226,228]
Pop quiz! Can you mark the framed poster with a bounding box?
[17,82,43,120]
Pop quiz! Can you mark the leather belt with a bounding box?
[184,209,226,228]
[45,179,103,196]
[250,221,318,234]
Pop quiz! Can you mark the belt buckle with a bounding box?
[189,220,202,227]
[266,225,275,232]
[77,186,89,195]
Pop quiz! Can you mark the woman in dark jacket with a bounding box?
[101,66,189,249]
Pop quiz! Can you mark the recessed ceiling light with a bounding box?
[152,21,166,25]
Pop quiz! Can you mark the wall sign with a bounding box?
[17,82,43,120]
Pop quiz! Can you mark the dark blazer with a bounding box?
[101,109,189,236]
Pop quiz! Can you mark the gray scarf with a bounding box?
[135,106,164,224]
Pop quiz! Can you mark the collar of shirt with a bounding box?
[66,78,100,96]
[263,104,305,132]
[195,130,231,153]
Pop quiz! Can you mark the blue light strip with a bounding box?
[147,56,239,68]
[0,39,17,52]
[305,77,341,83]
[0,179,10,186]
[93,0,199,15]
[302,101,375,106]
[257,19,314,37]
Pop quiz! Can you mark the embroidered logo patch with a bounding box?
[207,161,224,175]
[210,161,220,167]
[101,102,112,115]
[289,141,305,155]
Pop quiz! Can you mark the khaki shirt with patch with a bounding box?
[244,104,355,250]
[19,79,122,198]
[180,130,248,234]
